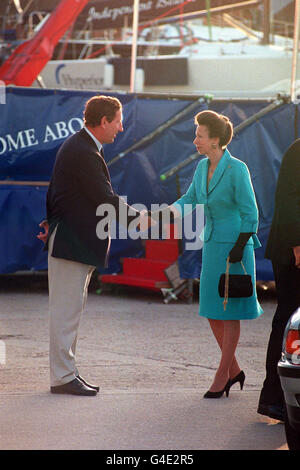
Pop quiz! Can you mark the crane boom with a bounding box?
[0,0,90,86]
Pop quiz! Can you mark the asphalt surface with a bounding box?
[0,274,288,451]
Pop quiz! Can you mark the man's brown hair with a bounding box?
[84,95,122,128]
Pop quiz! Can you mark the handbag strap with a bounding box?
[240,261,247,275]
[223,257,248,311]
[223,258,230,311]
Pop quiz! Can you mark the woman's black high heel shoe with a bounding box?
[230,370,245,390]
[203,379,231,399]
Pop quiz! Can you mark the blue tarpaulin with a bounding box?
[0,87,298,280]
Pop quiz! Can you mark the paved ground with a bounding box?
[0,274,288,450]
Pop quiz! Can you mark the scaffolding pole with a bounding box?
[130,0,140,93]
[291,0,300,101]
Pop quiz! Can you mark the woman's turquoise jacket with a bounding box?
[173,148,261,248]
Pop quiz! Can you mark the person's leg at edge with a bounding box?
[258,262,300,408]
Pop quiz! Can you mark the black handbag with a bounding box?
[218,257,253,310]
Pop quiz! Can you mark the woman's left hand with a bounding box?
[228,232,253,263]
[228,245,244,263]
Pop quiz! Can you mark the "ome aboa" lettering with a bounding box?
[0,118,83,155]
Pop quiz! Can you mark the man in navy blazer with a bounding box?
[38,95,142,395]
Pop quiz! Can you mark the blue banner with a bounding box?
[0,87,297,280]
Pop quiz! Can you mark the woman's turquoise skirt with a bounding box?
[199,240,263,320]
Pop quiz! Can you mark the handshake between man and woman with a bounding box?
[38,95,265,399]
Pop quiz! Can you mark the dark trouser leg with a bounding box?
[258,262,300,406]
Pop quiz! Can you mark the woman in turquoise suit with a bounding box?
[147,110,263,398]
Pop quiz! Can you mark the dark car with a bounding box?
[278,307,300,450]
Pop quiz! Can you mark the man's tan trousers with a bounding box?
[48,227,95,386]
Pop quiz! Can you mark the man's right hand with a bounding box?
[37,220,49,244]
[293,246,300,268]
